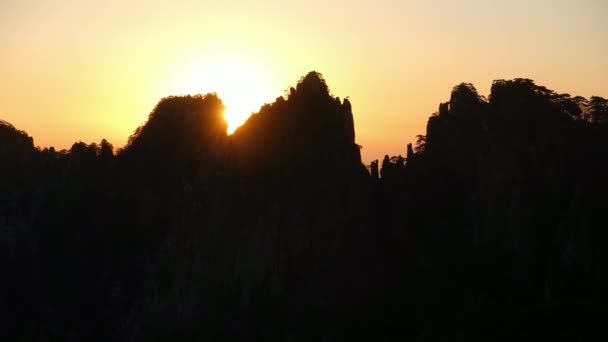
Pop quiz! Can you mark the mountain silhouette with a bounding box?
[0,72,607,341]
[231,71,360,175]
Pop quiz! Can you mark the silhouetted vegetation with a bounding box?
[1,72,607,341]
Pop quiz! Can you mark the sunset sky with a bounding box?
[1,0,607,162]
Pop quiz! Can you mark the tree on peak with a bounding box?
[587,96,608,124]
[0,120,34,148]
[449,83,485,117]
[294,71,330,97]
[0,120,37,168]
[450,83,483,104]
[490,78,561,106]
[0,119,15,130]
[99,139,114,159]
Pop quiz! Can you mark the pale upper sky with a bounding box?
[1,0,607,162]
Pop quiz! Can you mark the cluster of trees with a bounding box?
[1,73,607,341]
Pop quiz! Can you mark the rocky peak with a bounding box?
[449,83,484,117]
[231,71,362,175]
[0,120,36,164]
[294,71,330,97]
[122,94,227,161]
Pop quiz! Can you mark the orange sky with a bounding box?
[1,0,607,162]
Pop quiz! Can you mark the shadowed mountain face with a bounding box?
[0,73,607,341]
[124,94,227,160]
[231,72,360,175]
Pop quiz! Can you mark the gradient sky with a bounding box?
[1,0,607,162]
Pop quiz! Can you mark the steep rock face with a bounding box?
[215,72,377,340]
[0,120,37,163]
[396,83,487,256]
[0,120,40,203]
[473,80,575,299]
[116,72,381,341]
[114,76,608,339]
[0,121,40,339]
[387,79,608,333]
[113,94,230,247]
[2,73,606,340]
[0,121,38,214]
[121,94,228,167]
[231,71,361,176]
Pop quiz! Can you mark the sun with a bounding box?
[169,59,278,133]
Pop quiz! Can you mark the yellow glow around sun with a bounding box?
[169,58,278,133]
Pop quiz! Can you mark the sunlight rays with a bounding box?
[169,58,278,133]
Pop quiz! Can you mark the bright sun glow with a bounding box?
[170,59,278,133]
